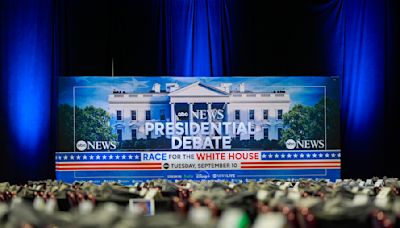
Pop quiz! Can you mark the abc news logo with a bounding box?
[177,109,224,120]
[76,140,117,151]
[285,139,325,150]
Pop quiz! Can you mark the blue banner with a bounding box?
[57,76,340,183]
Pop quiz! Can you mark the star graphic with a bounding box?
[96,155,100,160]
[306,153,311,158]
[115,155,120,160]
[268,153,273,158]
[318,153,323,158]
[64,155,68,160]
[122,155,126,160]
[89,155,94,160]
[293,154,298,158]
[281,154,286,158]
[274,154,279,158]
[338,153,341,158]
[83,155,88,160]
[128,155,133,160]
[70,155,74,160]
[262,154,267,158]
[58,156,62,160]
[325,153,329,158]
[287,154,292,158]
[331,153,336,157]
[109,155,113,159]
[103,155,107,160]
[135,155,140,160]
[312,153,317,158]
[300,153,304,158]
[77,155,81,160]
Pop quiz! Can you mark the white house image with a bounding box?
[108,82,290,145]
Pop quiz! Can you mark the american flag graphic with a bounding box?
[240,151,341,170]
[55,152,162,171]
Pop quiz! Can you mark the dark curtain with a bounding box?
[55,0,112,76]
[342,0,399,178]
[0,0,55,182]
[156,0,234,76]
[1,0,398,182]
[155,0,344,76]
[230,1,344,76]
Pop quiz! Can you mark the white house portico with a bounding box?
[108,81,290,143]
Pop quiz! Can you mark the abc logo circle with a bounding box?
[76,140,87,151]
[177,112,188,117]
[285,139,296,149]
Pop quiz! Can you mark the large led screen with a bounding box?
[56,76,340,184]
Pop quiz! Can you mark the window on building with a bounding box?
[263,110,269,120]
[131,110,136,120]
[145,110,151,120]
[131,129,137,140]
[160,109,165,120]
[235,110,240,120]
[250,124,255,140]
[235,134,240,140]
[249,110,255,120]
[264,128,269,140]
[117,110,122,120]
[117,129,122,141]
[277,109,283,120]
[278,128,283,139]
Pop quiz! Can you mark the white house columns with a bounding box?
[188,103,194,123]
[170,102,175,124]
[207,103,212,124]
[224,102,230,122]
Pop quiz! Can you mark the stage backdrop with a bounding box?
[56,76,340,184]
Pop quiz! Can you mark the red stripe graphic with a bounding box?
[241,161,340,165]
[56,162,161,166]
[56,166,161,171]
[240,160,340,169]
[241,165,340,169]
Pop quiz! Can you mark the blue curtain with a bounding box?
[0,0,397,180]
[0,0,54,181]
[158,0,234,76]
[156,0,394,177]
[341,0,394,177]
